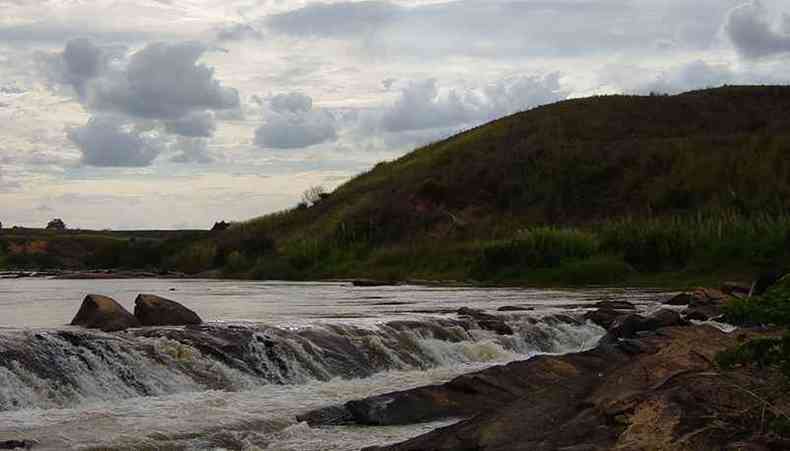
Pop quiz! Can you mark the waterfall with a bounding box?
[0,314,604,412]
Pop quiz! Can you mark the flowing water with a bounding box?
[0,279,668,450]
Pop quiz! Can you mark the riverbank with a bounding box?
[299,284,790,451]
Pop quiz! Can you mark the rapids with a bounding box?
[0,280,666,450]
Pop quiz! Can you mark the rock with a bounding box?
[609,310,687,338]
[644,309,688,329]
[296,405,354,426]
[591,300,635,310]
[0,440,35,450]
[134,294,202,326]
[497,305,534,312]
[665,292,694,305]
[584,308,627,329]
[752,271,786,296]
[70,294,140,332]
[352,279,395,287]
[684,310,709,322]
[362,326,768,451]
[608,314,645,338]
[722,281,751,298]
[457,307,513,335]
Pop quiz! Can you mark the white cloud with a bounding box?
[374,74,566,133]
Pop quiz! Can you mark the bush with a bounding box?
[723,276,790,326]
[168,243,217,274]
[223,251,250,275]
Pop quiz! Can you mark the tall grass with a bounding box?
[598,213,790,272]
[474,227,599,276]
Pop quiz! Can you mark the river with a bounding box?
[0,279,666,450]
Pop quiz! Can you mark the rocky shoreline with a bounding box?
[299,285,790,451]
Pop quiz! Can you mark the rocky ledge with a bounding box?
[300,289,789,451]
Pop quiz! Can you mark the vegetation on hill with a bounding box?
[3,86,790,285]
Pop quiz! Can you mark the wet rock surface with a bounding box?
[134,294,202,326]
[456,307,514,335]
[69,294,140,332]
[361,325,788,451]
[663,287,734,321]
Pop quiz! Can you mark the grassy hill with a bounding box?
[5,86,790,285]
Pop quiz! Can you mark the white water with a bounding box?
[0,280,667,450]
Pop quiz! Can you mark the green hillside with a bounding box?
[5,86,790,285]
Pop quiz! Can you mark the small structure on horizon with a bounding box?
[46,218,67,231]
[211,220,231,231]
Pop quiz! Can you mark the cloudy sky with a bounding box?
[1,0,789,229]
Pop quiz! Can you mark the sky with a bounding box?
[1,0,789,229]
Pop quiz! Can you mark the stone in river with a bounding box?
[134,294,202,326]
[70,294,140,332]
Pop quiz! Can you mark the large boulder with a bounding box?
[70,294,140,332]
[134,294,202,326]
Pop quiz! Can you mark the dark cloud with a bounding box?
[39,38,124,97]
[254,92,338,149]
[68,116,163,167]
[255,110,337,149]
[725,1,790,59]
[270,92,313,113]
[164,111,216,137]
[88,41,240,120]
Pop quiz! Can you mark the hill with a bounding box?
[4,86,790,284]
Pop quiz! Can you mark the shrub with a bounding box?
[224,251,250,275]
[715,336,790,372]
[475,227,599,275]
[723,276,790,326]
[168,243,217,274]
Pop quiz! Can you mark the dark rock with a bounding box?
[665,292,694,305]
[591,300,635,310]
[457,307,513,335]
[70,294,140,332]
[608,314,645,338]
[752,271,786,296]
[352,279,395,287]
[609,310,687,338]
[644,309,688,329]
[362,326,754,451]
[684,310,710,322]
[497,305,535,312]
[721,281,751,298]
[584,309,627,329]
[296,405,354,426]
[0,440,36,449]
[134,294,202,326]
[477,320,514,335]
